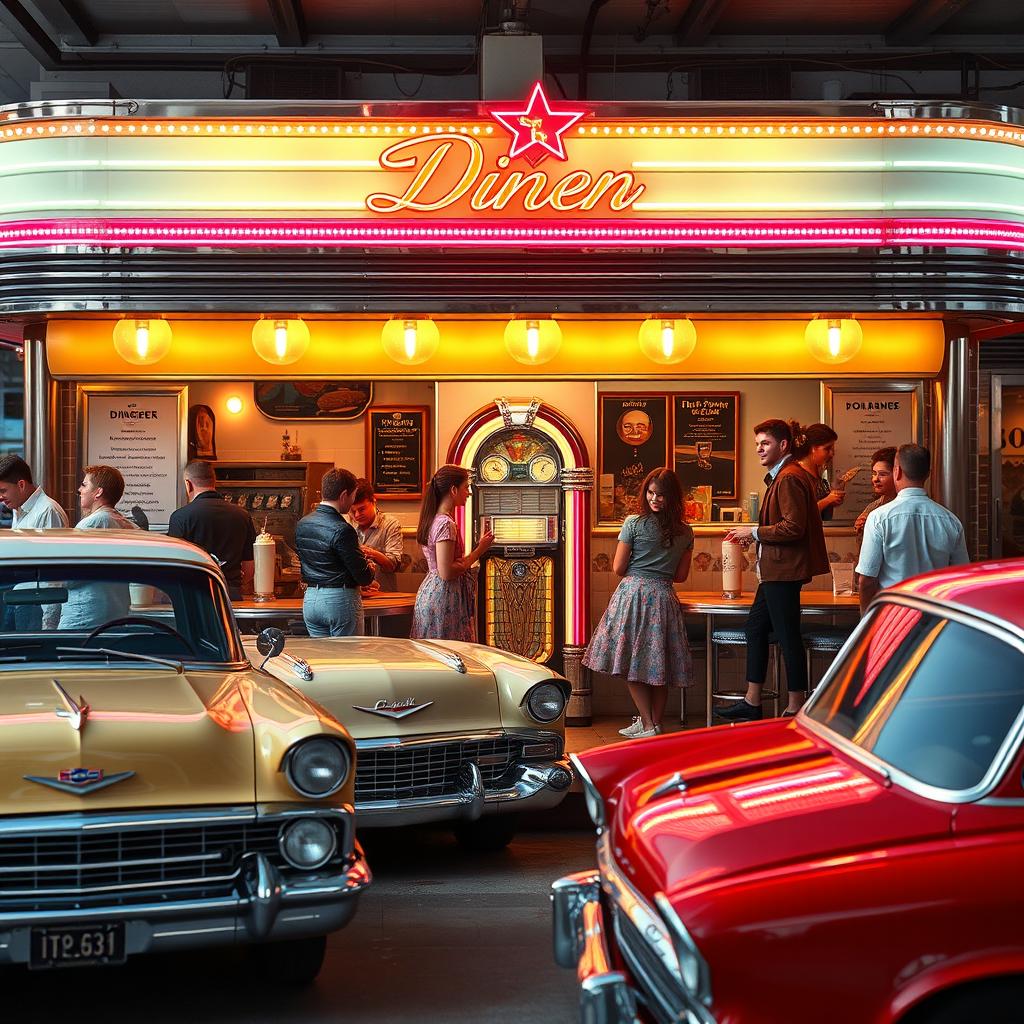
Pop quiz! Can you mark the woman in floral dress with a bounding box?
[584,467,694,739]
[411,464,494,642]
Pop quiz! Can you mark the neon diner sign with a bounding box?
[366,82,646,215]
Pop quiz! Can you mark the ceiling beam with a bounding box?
[266,0,306,47]
[675,0,731,46]
[28,0,95,46]
[886,0,976,46]
[0,0,60,66]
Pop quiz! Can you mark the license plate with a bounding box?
[29,922,126,969]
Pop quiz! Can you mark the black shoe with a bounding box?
[713,700,763,723]
[781,710,798,718]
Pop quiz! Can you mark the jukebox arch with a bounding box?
[447,398,593,722]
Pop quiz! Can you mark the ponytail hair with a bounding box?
[416,464,469,545]
[788,421,838,460]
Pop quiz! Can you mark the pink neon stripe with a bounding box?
[2,217,1024,249]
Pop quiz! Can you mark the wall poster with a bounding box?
[823,381,923,525]
[597,393,670,525]
[673,392,740,502]
[367,406,430,499]
[78,385,188,529]
[254,380,373,420]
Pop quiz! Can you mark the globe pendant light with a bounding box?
[805,316,863,364]
[112,317,173,365]
[380,317,440,365]
[638,316,697,365]
[504,317,561,366]
[252,317,310,365]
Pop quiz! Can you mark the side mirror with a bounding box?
[255,627,286,670]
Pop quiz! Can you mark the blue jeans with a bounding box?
[302,586,364,637]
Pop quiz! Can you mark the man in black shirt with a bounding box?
[168,460,256,600]
[294,467,373,636]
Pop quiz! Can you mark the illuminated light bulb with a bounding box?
[827,320,842,359]
[134,320,150,360]
[226,396,243,415]
[661,321,675,360]
[526,321,540,361]
[274,320,289,360]
[403,320,418,361]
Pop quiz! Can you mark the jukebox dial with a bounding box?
[528,454,557,484]
[480,454,511,482]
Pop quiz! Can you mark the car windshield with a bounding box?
[805,602,1024,794]
[0,562,240,665]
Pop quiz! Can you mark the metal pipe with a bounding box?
[932,332,970,525]
[23,332,59,496]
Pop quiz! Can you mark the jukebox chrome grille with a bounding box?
[354,736,525,802]
[0,819,286,912]
[479,488,559,515]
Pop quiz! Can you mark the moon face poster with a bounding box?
[598,393,669,525]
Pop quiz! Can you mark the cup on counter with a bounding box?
[253,530,276,602]
[129,583,157,609]
[721,539,743,599]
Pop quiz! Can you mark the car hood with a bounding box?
[0,667,258,814]
[251,637,502,739]
[582,721,953,902]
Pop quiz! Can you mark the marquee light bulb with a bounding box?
[274,319,289,360]
[135,320,150,360]
[661,321,675,359]
[827,319,842,358]
[403,320,418,360]
[526,320,540,360]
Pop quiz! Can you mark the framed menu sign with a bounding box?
[823,381,923,525]
[673,392,740,501]
[78,385,188,529]
[367,407,430,499]
[598,393,670,525]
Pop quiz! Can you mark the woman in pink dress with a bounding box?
[411,465,494,642]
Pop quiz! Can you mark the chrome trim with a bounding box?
[0,869,239,899]
[0,805,256,836]
[51,678,89,730]
[0,851,223,876]
[978,797,1024,806]
[571,754,605,830]
[281,738,350,800]
[23,770,135,795]
[274,651,313,682]
[354,728,506,751]
[651,771,687,802]
[655,893,714,1009]
[551,869,601,968]
[56,645,185,673]
[801,594,1024,806]
[408,639,466,674]
[277,818,337,872]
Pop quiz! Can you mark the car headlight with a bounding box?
[284,738,350,798]
[523,681,567,723]
[279,817,337,870]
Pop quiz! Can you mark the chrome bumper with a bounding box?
[356,758,574,828]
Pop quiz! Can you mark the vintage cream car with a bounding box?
[0,530,369,981]
[250,634,574,850]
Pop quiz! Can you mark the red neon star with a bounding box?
[490,83,586,166]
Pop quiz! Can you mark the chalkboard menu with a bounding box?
[673,392,740,500]
[367,407,430,499]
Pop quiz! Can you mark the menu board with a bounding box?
[367,407,429,499]
[82,388,185,527]
[825,384,920,525]
[673,392,739,500]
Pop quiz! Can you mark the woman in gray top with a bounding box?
[583,468,694,739]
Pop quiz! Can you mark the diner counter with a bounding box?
[676,590,861,614]
[231,592,417,635]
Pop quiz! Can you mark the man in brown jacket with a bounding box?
[718,418,830,721]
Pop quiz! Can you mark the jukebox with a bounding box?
[473,428,564,668]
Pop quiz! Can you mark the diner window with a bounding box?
[807,603,1024,793]
[0,349,24,454]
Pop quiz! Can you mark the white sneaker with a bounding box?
[618,716,645,737]
[633,726,659,739]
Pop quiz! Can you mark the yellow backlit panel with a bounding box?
[492,517,548,543]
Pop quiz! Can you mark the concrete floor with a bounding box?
[8,827,595,1024]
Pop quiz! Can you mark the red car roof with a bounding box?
[888,557,1024,632]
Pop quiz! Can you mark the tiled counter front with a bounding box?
[588,529,863,721]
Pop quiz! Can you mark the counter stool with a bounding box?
[680,622,707,724]
[802,627,853,696]
[707,629,780,726]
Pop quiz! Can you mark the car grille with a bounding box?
[611,901,689,1024]
[0,819,288,913]
[355,736,526,802]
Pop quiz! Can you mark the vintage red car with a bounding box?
[554,560,1024,1024]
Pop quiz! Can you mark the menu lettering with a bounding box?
[368,407,429,499]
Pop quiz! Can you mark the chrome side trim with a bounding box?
[0,870,239,898]
[0,806,257,836]
[274,651,313,682]
[354,729,506,751]
[0,851,223,875]
[801,593,1024,806]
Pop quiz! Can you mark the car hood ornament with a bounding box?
[352,698,434,720]
[25,768,135,795]
[52,678,90,732]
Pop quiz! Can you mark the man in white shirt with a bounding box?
[0,455,69,631]
[0,454,69,530]
[59,465,137,630]
[856,444,969,614]
[347,478,404,592]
